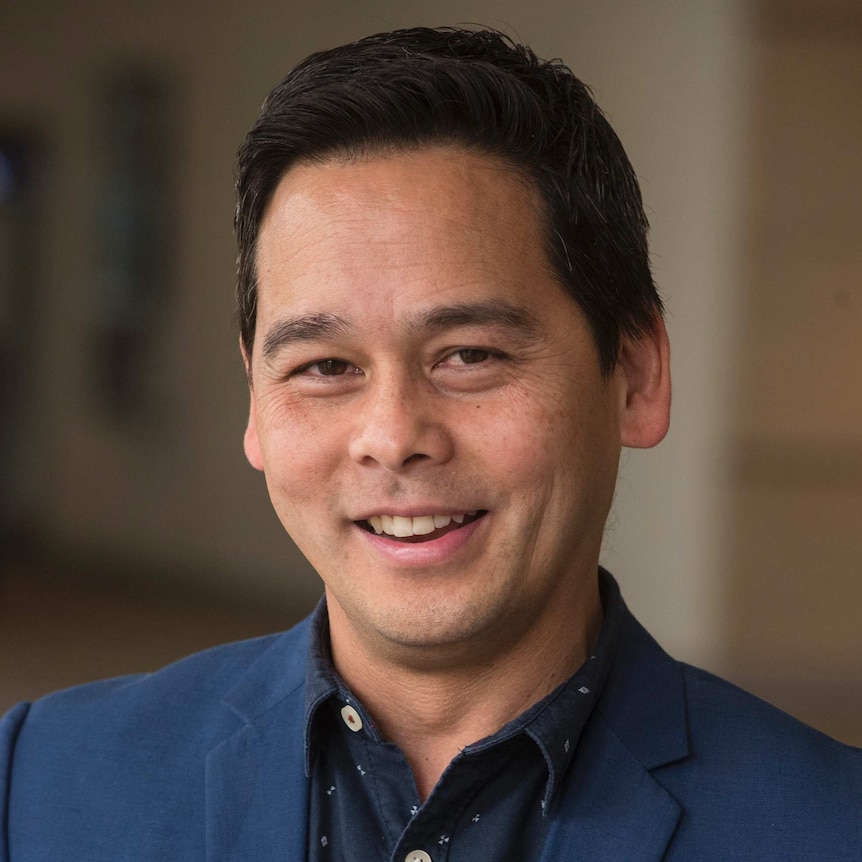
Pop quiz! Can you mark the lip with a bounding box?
[353,511,489,567]
[352,505,483,521]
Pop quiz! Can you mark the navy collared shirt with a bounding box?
[305,570,623,862]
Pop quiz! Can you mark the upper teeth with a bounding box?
[367,512,477,537]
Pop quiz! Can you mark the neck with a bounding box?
[326,588,602,801]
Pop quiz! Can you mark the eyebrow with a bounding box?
[409,299,542,338]
[260,299,542,360]
[261,312,352,359]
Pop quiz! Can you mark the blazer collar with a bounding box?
[206,620,313,862]
[219,618,311,723]
[540,603,689,861]
[599,605,690,769]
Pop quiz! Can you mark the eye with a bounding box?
[314,359,350,376]
[438,347,500,367]
[452,348,491,365]
[292,358,360,378]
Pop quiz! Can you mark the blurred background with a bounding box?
[1,0,860,743]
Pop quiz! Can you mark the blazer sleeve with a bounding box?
[1,702,31,862]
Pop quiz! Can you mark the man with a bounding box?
[2,26,860,862]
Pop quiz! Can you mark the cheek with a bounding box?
[466,390,565,497]
[478,378,618,503]
[257,411,352,570]
[256,397,344,505]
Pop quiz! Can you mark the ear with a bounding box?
[616,315,671,449]
[240,338,264,471]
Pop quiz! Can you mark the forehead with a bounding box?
[253,147,560,337]
[263,145,542,224]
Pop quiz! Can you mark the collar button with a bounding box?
[340,704,363,732]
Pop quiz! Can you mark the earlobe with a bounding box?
[244,395,265,472]
[617,315,671,449]
[240,339,265,471]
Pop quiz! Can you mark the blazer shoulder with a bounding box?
[648,662,862,858]
[604,607,861,857]
[610,602,862,776]
[680,660,862,766]
[2,618,314,861]
[7,615,313,766]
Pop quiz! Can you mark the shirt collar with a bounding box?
[523,568,623,812]
[303,599,340,777]
[303,567,624,799]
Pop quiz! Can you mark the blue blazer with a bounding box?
[2,604,861,860]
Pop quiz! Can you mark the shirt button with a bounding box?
[340,704,363,732]
[405,852,432,862]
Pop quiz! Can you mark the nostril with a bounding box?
[403,452,431,467]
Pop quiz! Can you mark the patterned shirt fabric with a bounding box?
[305,570,623,862]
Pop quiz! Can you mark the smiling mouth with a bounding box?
[357,511,487,543]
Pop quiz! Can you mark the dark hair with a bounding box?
[235,26,662,374]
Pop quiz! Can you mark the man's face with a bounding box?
[245,148,650,664]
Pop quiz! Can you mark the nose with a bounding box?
[348,376,454,471]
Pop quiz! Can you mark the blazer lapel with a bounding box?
[541,604,689,861]
[205,622,313,862]
[540,720,681,861]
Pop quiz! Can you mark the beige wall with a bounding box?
[725,3,862,740]
[3,0,860,740]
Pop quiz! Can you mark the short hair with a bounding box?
[235,26,662,374]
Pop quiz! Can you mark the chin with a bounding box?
[360,595,512,655]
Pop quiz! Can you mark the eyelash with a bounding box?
[436,347,501,367]
[435,346,511,368]
[292,358,361,378]
[288,346,506,381]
